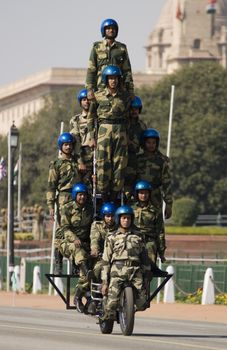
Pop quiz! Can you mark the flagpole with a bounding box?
[17,143,22,230]
[7,131,12,291]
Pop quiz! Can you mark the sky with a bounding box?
[0,0,166,87]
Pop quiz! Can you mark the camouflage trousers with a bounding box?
[54,192,72,249]
[105,263,146,314]
[145,239,158,264]
[124,152,137,195]
[80,146,93,190]
[97,123,128,193]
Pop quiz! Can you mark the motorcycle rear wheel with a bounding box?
[119,286,135,336]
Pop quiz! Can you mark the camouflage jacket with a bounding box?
[46,154,80,210]
[85,39,134,95]
[136,150,173,208]
[101,226,150,283]
[90,220,117,254]
[128,118,147,154]
[69,112,93,164]
[60,200,93,242]
[87,87,131,137]
[132,201,166,254]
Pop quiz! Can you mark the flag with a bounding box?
[13,160,19,186]
[0,157,7,181]
[206,0,216,14]
[176,1,184,21]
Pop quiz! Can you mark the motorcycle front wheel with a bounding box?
[119,286,135,336]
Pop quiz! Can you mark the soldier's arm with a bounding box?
[155,211,166,261]
[90,222,101,255]
[162,159,173,209]
[87,99,98,138]
[85,44,98,93]
[70,119,84,165]
[121,45,134,97]
[101,236,113,284]
[46,161,58,211]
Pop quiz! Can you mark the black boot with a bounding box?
[110,191,119,204]
[79,261,89,276]
[151,263,168,277]
[73,290,84,313]
[54,248,63,275]
[72,260,79,276]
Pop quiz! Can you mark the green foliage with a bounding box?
[166,226,227,235]
[172,197,199,226]
[138,62,227,213]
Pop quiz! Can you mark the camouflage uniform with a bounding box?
[90,220,116,280]
[86,39,134,96]
[59,199,93,297]
[70,112,94,189]
[136,150,173,212]
[87,87,131,194]
[132,201,166,264]
[46,154,81,225]
[125,118,147,195]
[101,226,150,317]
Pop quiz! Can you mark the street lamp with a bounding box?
[7,122,19,291]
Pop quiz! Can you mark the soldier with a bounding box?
[90,202,117,282]
[69,89,93,189]
[87,65,131,202]
[86,18,134,99]
[125,96,147,198]
[46,132,81,274]
[59,183,93,313]
[137,128,173,220]
[132,180,167,269]
[100,205,151,320]
[0,208,7,249]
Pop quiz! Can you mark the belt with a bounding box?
[113,260,140,267]
[99,118,127,125]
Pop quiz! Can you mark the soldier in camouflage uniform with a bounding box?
[90,202,117,282]
[46,132,81,274]
[86,18,134,99]
[87,65,131,202]
[101,205,151,320]
[69,89,94,189]
[132,180,168,271]
[59,183,93,313]
[125,96,147,198]
[137,128,173,220]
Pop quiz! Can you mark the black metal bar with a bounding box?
[45,273,77,309]
[149,274,174,302]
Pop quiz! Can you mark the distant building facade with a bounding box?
[145,0,227,74]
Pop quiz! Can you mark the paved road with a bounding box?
[0,307,226,350]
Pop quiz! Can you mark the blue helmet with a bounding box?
[115,205,134,226]
[100,18,118,37]
[57,132,74,150]
[140,128,160,148]
[102,65,122,84]
[100,202,117,218]
[72,183,88,200]
[135,180,152,192]
[131,96,142,113]
[77,89,88,104]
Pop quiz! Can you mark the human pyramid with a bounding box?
[46,19,173,319]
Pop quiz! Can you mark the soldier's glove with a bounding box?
[165,205,172,219]
[101,283,108,296]
[74,239,81,248]
[91,248,99,257]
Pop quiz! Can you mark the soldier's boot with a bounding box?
[110,191,119,204]
[54,248,63,275]
[73,290,85,313]
[71,260,79,276]
[151,263,168,277]
[101,192,109,203]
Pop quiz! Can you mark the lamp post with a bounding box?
[7,122,19,291]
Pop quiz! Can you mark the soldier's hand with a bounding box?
[160,254,166,263]
[165,206,172,219]
[74,239,81,248]
[87,89,95,100]
[79,163,87,172]
[90,138,96,148]
[91,248,99,257]
[101,283,108,296]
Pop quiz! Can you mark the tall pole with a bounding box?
[166,85,175,157]
[6,132,12,291]
[17,143,22,229]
